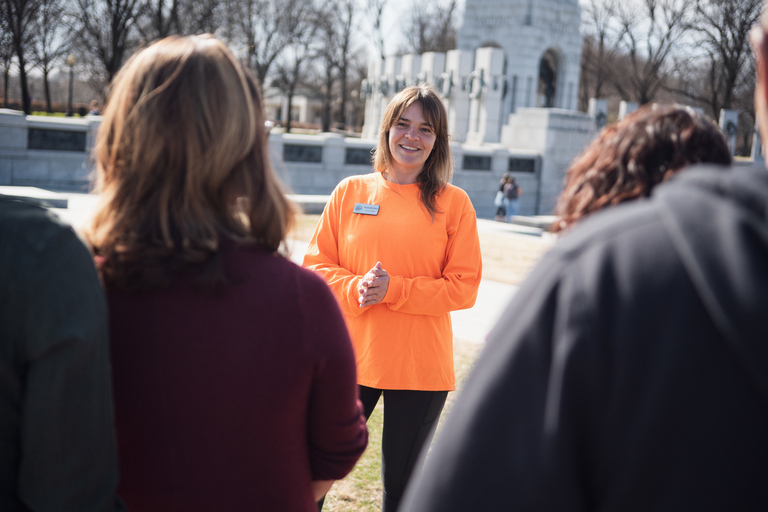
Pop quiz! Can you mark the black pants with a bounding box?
[361,385,448,512]
[317,386,448,512]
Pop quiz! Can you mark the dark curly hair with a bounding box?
[552,104,731,233]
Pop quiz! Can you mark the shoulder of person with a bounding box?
[334,173,378,195]
[439,183,476,214]
[0,196,84,260]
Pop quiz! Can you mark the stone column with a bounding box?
[361,59,384,140]
[465,47,505,145]
[588,98,608,132]
[443,49,474,143]
[400,54,422,88]
[419,52,446,86]
[719,109,739,156]
[752,120,764,167]
[618,101,638,120]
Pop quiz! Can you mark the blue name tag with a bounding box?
[353,203,380,215]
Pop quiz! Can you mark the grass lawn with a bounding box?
[289,214,553,510]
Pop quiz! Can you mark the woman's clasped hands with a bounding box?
[358,261,390,308]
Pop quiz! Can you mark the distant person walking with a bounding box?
[503,176,521,221]
[494,173,509,221]
[87,35,367,511]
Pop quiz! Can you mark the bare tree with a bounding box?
[402,0,458,54]
[72,0,141,89]
[366,0,387,61]
[579,0,618,108]
[177,0,223,34]
[667,0,761,118]
[136,0,181,40]
[335,0,355,128]
[2,0,42,113]
[270,1,317,133]
[313,0,356,131]
[0,12,13,107]
[612,0,690,104]
[230,0,314,91]
[32,0,69,112]
[315,9,338,132]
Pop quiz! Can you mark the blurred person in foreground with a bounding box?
[401,12,768,512]
[303,84,482,511]
[87,35,367,511]
[552,103,731,233]
[0,195,123,511]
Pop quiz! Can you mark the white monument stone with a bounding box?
[419,52,446,85]
[400,54,422,88]
[753,121,764,167]
[466,47,506,145]
[719,109,739,156]
[588,98,608,130]
[619,101,639,120]
[457,0,582,121]
[443,50,475,142]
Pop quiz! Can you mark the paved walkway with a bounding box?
[3,187,532,344]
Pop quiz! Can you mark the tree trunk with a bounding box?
[339,66,348,129]
[286,88,294,133]
[3,68,8,108]
[43,69,52,113]
[322,66,333,132]
[18,55,30,114]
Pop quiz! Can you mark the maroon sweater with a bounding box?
[106,242,367,511]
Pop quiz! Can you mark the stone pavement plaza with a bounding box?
[1,186,559,344]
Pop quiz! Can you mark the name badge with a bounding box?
[353,203,380,216]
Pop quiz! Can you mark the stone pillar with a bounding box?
[501,108,593,214]
[361,59,384,140]
[0,109,26,185]
[618,101,638,120]
[719,109,739,156]
[752,120,764,168]
[379,55,402,122]
[443,49,474,143]
[465,47,505,145]
[588,98,608,132]
[419,52,446,86]
[399,54,422,88]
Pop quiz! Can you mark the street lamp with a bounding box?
[66,54,76,116]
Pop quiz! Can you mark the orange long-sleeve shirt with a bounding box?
[303,172,482,390]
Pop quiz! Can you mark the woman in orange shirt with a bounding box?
[304,85,482,511]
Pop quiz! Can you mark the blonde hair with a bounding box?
[88,35,295,290]
[373,84,453,218]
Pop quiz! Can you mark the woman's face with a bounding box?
[387,102,436,177]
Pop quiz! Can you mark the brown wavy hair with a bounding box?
[552,104,731,233]
[87,35,296,290]
[372,84,452,219]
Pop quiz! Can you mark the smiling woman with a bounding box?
[303,84,482,512]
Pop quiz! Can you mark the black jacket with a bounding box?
[0,196,124,511]
[402,165,768,511]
